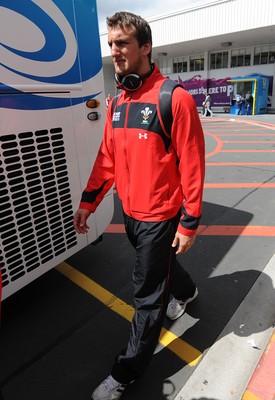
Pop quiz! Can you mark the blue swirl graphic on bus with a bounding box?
[0,0,103,109]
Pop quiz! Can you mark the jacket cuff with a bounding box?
[177,223,197,237]
[79,201,96,213]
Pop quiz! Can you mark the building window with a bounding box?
[254,45,275,65]
[269,44,275,63]
[158,59,172,74]
[173,57,188,73]
[210,51,228,69]
[190,55,204,71]
[231,48,251,67]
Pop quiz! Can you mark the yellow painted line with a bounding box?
[159,329,202,366]
[242,391,261,400]
[56,261,202,366]
[56,262,134,321]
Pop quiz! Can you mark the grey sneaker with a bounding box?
[166,288,198,320]
[91,375,128,400]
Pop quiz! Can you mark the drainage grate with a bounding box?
[0,127,77,288]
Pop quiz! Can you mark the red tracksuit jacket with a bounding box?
[80,65,205,236]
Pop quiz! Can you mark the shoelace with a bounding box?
[102,376,120,391]
[102,376,128,395]
[170,298,179,309]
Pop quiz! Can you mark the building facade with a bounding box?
[100,0,275,112]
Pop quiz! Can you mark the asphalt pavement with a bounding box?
[0,113,275,400]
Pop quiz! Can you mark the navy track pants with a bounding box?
[111,211,196,383]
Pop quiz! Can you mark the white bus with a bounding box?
[0,0,114,300]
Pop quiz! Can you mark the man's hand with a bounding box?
[172,231,196,255]
[73,208,91,234]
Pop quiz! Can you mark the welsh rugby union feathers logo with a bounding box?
[141,106,153,125]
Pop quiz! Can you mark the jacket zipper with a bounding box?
[124,95,131,216]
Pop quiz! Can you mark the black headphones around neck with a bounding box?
[115,65,154,92]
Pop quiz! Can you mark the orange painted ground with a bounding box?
[242,332,275,400]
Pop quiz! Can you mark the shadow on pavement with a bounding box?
[0,198,274,400]
[112,200,274,399]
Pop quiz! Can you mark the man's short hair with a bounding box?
[106,11,152,61]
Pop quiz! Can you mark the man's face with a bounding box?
[108,25,151,77]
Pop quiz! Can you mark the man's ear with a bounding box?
[142,42,152,57]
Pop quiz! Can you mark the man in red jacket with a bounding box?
[73,11,205,400]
